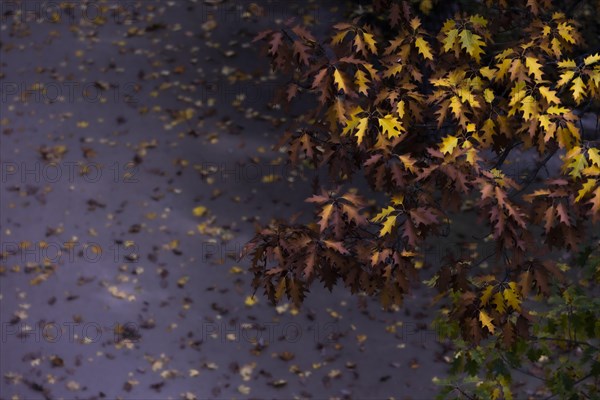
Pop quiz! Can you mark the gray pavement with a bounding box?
[0,1,449,399]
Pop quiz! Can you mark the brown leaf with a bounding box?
[502,322,516,348]
[555,202,571,226]
[268,32,284,55]
[403,219,418,247]
[516,315,530,339]
[293,41,311,66]
[519,270,533,298]
[410,207,438,226]
[544,206,556,232]
[323,240,349,255]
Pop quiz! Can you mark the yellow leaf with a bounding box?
[484,88,495,103]
[480,67,497,81]
[588,148,600,167]
[419,0,432,14]
[333,69,348,94]
[371,205,395,223]
[332,30,349,45]
[244,295,259,307]
[177,276,190,288]
[378,114,403,138]
[441,19,456,34]
[469,14,488,28]
[449,96,463,119]
[556,126,576,150]
[397,100,405,119]
[509,81,527,107]
[355,69,370,96]
[525,56,544,81]
[558,59,577,69]
[466,148,479,165]
[496,58,512,80]
[380,215,397,237]
[262,174,278,183]
[479,310,495,334]
[480,285,494,307]
[229,266,244,274]
[566,121,580,143]
[492,388,502,400]
[383,63,403,78]
[547,105,570,115]
[582,165,600,176]
[591,68,600,88]
[492,291,506,313]
[551,37,562,58]
[576,179,597,202]
[458,29,485,63]
[538,86,561,104]
[557,22,576,44]
[521,95,538,121]
[443,28,459,52]
[362,32,377,54]
[363,63,379,80]
[584,53,600,66]
[570,76,586,104]
[354,117,369,144]
[440,135,459,155]
[342,116,359,136]
[448,70,467,86]
[542,25,552,36]
[557,70,575,87]
[391,194,405,205]
[342,106,364,127]
[538,114,552,131]
[565,147,588,179]
[540,115,557,142]
[193,205,207,217]
[503,284,521,312]
[415,36,433,60]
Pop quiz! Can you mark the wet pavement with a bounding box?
[0,1,450,399]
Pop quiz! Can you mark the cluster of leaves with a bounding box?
[245,0,599,397]
[433,244,600,399]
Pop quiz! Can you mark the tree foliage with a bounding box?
[246,0,600,397]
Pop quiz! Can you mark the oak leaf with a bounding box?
[378,114,403,138]
[584,53,600,66]
[479,310,495,334]
[503,283,521,312]
[380,215,397,237]
[440,135,459,155]
[333,69,349,94]
[570,76,586,104]
[415,36,433,60]
[525,56,544,81]
[458,29,485,62]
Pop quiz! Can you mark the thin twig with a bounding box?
[531,336,600,351]
[509,147,559,201]
[492,140,524,170]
